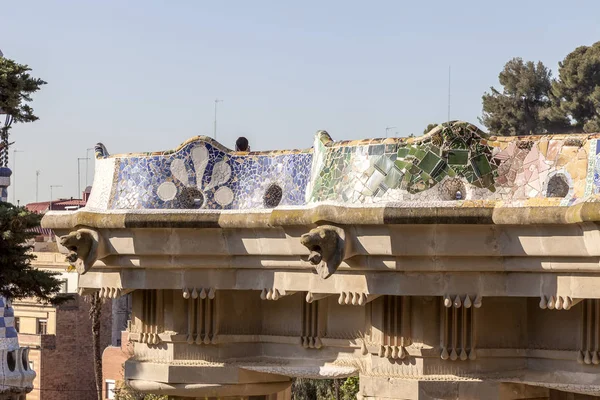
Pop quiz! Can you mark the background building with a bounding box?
[14,194,112,400]
[14,251,112,400]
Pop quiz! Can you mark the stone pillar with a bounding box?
[359,377,550,400]
[111,293,131,346]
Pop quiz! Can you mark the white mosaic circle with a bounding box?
[157,182,177,201]
[214,186,234,206]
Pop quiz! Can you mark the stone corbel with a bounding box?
[260,288,296,301]
[305,292,333,303]
[300,225,353,279]
[338,292,380,306]
[539,295,578,310]
[59,228,104,275]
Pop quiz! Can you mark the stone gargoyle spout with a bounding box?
[300,225,346,279]
[59,229,102,275]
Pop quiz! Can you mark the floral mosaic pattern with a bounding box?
[110,137,312,210]
[95,122,600,211]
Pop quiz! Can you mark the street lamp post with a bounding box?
[35,170,40,202]
[86,148,94,188]
[49,185,62,211]
[12,149,23,204]
[0,110,13,203]
[385,126,397,138]
[77,157,89,198]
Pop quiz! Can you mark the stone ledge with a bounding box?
[41,201,600,229]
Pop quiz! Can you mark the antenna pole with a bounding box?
[36,170,40,202]
[214,99,223,140]
[447,66,451,122]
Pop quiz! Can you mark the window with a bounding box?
[7,351,15,371]
[59,279,68,293]
[14,317,19,333]
[105,379,116,399]
[36,319,48,335]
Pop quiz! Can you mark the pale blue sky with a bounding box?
[2,0,600,205]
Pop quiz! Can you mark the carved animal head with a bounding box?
[59,229,100,275]
[300,225,345,279]
[59,231,86,250]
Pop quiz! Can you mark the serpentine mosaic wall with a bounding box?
[100,140,312,210]
[85,122,600,211]
[0,297,18,348]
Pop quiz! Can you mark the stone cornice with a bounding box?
[42,201,600,229]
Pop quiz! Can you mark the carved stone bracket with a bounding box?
[132,290,164,345]
[578,299,600,365]
[183,288,218,345]
[260,288,296,301]
[443,294,482,309]
[338,292,379,306]
[539,295,578,310]
[182,287,215,300]
[378,296,411,360]
[300,225,348,279]
[87,287,133,299]
[59,228,104,275]
[301,295,325,349]
[441,296,477,361]
[305,292,332,303]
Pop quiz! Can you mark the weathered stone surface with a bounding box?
[42,124,600,399]
[58,228,102,274]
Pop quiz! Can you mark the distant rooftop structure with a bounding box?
[26,193,88,237]
[26,198,87,214]
[26,189,89,214]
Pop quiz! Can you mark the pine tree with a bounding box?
[480,58,570,135]
[0,202,64,302]
[549,41,600,133]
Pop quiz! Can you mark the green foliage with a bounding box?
[0,202,64,303]
[339,376,359,400]
[0,56,46,166]
[292,377,359,400]
[550,41,600,133]
[0,57,46,124]
[479,58,568,136]
[423,123,439,135]
[113,381,167,400]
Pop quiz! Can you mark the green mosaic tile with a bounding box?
[414,148,427,160]
[419,151,442,174]
[471,154,492,177]
[397,147,409,158]
[395,160,408,170]
[447,149,469,165]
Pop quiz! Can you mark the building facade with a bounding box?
[44,122,600,399]
[13,252,112,400]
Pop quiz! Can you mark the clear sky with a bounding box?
[2,0,600,205]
